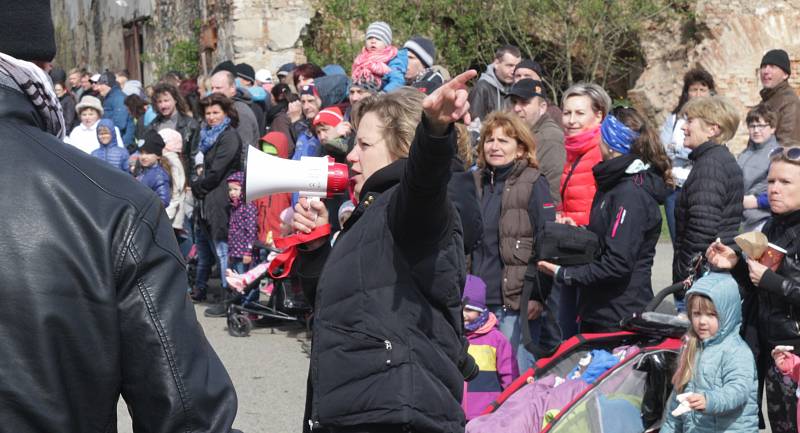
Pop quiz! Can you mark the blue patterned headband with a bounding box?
[600,114,639,155]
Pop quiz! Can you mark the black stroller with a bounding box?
[226,241,312,337]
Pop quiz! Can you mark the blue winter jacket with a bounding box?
[137,165,171,208]
[660,272,758,433]
[290,130,322,206]
[90,119,129,172]
[382,48,408,93]
[102,86,135,146]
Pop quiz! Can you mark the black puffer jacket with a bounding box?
[299,119,472,433]
[558,154,668,330]
[673,141,743,282]
[191,126,242,241]
[0,83,236,431]
[449,159,483,254]
[733,210,800,348]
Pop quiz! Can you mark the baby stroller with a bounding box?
[468,256,708,433]
[226,241,312,337]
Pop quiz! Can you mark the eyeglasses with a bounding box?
[769,146,800,161]
[748,123,770,131]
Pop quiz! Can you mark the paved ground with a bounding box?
[117,243,773,432]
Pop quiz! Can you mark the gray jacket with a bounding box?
[468,64,511,122]
[738,135,778,231]
[532,112,566,204]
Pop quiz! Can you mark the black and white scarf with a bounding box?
[0,52,65,139]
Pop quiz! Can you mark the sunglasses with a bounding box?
[769,146,800,161]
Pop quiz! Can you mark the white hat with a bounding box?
[255,69,273,84]
[90,73,101,83]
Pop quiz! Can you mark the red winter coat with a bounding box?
[559,128,602,226]
[255,131,293,244]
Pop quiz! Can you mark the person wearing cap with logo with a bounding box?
[351,21,407,93]
[509,78,566,204]
[709,144,800,431]
[293,82,323,140]
[759,49,800,145]
[0,0,238,430]
[95,70,136,147]
[513,59,564,128]
[538,107,672,333]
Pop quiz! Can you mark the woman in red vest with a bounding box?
[556,83,611,338]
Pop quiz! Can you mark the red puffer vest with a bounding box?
[559,126,602,226]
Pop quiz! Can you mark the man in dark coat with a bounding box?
[468,45,521,122]
[759,49,800,145]
[0,1,238,430]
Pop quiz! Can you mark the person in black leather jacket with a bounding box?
[291,76,479,433]
[707,148,800,432]
[0,1,237,431]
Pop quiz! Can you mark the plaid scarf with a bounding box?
[351,46,398,89]
[0,52,65,139]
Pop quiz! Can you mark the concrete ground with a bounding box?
[117,242,773,432]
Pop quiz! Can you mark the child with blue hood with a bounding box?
[661,272,758,433]
[90,119,129,172]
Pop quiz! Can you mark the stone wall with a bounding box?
[51,0,313,84]
[629,0,800,152]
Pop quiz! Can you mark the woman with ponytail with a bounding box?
[660,272,757,433]
[539,106,672,333]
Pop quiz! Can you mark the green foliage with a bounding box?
[303,0,690,100]
[145,39,200,78]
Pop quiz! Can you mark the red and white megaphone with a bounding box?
[244,146,349,202]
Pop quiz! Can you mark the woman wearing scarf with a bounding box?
[539,107,672,333]
[190,93,242,304]
[555,83,610,337]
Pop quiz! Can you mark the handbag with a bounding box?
[539,220,601,265]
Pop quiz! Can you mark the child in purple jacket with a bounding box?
[462,275,519,420]
[226,171,258,274]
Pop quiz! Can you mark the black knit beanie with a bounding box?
[212,60,237,76]
[140,130,165,156]
[236,63,256,83]
[403,36,436,69]
[761,49,791,76]
[0,0,56,61]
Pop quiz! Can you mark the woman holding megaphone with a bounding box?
[292,72,479,433]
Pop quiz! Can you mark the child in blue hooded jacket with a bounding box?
[90,119,129,172]
[660,272,758,433]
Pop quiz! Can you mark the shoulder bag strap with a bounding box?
[560,153,585,202]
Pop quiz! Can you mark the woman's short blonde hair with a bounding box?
[476,111,538,169]
[351,87,425,160]
[562,83,612,118]
[680,95,740,144]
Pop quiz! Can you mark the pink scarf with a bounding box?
[564,125,601,159]
[351,45,398,88]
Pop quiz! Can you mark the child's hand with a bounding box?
[685,393,706,411]
[772,345,795,372]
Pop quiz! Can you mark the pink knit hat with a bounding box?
[158,128,183,154]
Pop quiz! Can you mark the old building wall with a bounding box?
[52,0,313,84]
[630,0,800,152]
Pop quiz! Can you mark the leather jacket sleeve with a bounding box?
[117,194,237,431]
[760,269,800,305]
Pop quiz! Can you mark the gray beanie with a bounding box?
[403,36,436,68]
[366,21,392,46]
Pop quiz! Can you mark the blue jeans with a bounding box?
[664,187,680,243]
[489,304,562,373]
[194,223,228,290]
[229,257,249,275]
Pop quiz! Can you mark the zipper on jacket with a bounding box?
[385,340,393,351]
[489,169,495,193]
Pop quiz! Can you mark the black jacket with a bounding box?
[298,119,471,433]
[673,142,743,282]
[733,210,800,349]
[0,84,236,430]
[191,126,242,241]
[147,111,200,175]
[558,155,668,330]
[449,159,483,255]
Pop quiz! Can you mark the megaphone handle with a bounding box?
[303,195,321,223]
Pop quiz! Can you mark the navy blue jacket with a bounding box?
[102,86,135,146]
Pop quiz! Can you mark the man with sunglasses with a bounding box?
[759,49,800,145]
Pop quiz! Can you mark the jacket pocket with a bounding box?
[512,238,534,263]
[314,321,406,422]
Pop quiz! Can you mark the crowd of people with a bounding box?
[7,3,800,430]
